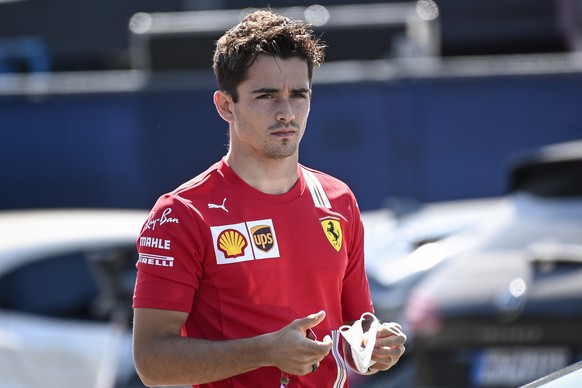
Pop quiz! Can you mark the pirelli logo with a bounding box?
[210,219,280,264]
[138,253,174,267]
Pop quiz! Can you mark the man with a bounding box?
[132,9,406,388]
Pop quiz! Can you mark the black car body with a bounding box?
[405,140,582,387]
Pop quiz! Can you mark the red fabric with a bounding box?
[133,159,373,387]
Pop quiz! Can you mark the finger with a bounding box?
[381,333,407,347]
[374,344,406,358]
[310,335,333,354]
[371,344,406,370]
[376,327,407,346]
[297,361,321,376]
[293,310,326,332]
[321,334,332,345]
[380,322,404,336]
[371,356,395,371]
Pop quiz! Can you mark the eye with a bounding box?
[256,94,274,99]
[291,93,309,99]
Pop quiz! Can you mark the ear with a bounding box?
[214,90,234,123]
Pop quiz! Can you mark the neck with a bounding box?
[225,151,299,195]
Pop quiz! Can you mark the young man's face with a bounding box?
[228,54,311,160]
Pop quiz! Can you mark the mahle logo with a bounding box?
[251,225,274,252]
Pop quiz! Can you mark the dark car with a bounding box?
[356,180,503,388]
[362,196,500,326]
[405,140,582,387]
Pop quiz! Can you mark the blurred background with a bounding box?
[1,0,582,387]
[1,0,581,211]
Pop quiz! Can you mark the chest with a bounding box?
[199,195,351,289]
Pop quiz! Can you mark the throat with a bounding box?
[225,151,299,194]
[246,176,298,195]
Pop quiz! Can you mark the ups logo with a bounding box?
[251,225,274,252]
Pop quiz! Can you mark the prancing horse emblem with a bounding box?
[320,217,342,252]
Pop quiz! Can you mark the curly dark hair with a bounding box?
[213,9,326,102]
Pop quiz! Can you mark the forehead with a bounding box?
[242,55,310,90]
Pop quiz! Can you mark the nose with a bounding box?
[276,100,295,123]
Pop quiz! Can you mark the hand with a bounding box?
[270,311,333,376]
[368,322,407,372]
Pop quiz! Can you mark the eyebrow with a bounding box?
[250,87,311,95]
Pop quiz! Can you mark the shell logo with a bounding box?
[217,229,248,258]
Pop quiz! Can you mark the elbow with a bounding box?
[135,375,156,388]
[136,374,161,388]
[133,343,197,387]
[133,348,169,387]
[133,358,159,387]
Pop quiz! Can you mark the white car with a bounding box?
[0,209,148,388]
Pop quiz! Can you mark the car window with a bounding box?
[0,246,138,322]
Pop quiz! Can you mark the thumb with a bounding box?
[295,310,326,331]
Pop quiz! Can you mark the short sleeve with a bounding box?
[133,194,205,312]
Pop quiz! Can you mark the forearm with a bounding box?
[134,332,274,386]
[133,308,333,386]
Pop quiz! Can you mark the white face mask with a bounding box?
[339,312,379,374]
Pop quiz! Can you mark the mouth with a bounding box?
[270,128,297,137]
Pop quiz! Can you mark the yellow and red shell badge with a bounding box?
[218,229,247,258]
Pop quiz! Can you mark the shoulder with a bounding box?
[149,160,227,218]
[171,160,226,198]
[300,165,361,214]
[300,165,354,196]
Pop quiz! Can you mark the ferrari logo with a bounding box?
[321,217,342,252]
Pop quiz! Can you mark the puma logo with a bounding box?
[208,198,229,212]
